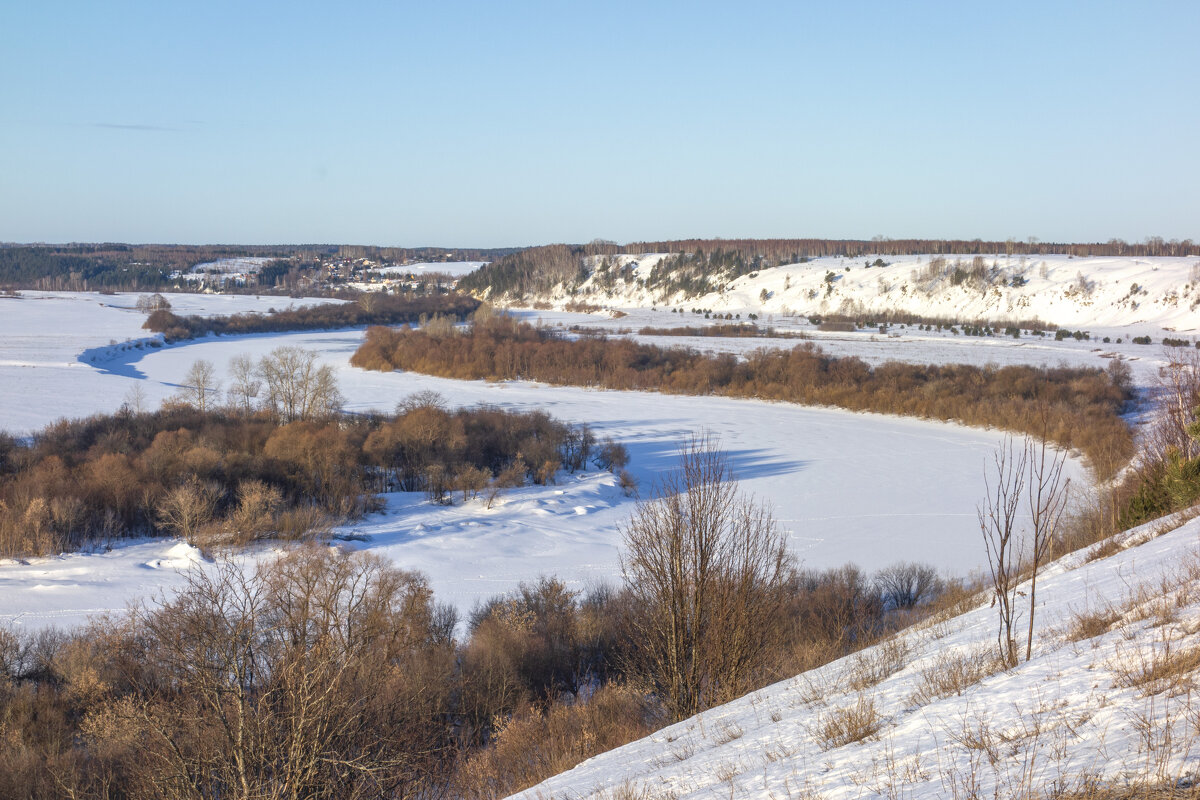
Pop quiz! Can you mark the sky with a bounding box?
[2,1,1197,247]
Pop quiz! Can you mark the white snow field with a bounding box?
[511,513,1200,800]
[374,260,486,277]
[2,323,1068,630]
[184,256,276,282]
[0,266,1181,633]
[0,291,342,435]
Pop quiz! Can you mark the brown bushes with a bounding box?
[452,683,656,799]
[637,323,808,339]
[351,317,1134,478]
[0,546,956,799]
[0,403,598,558]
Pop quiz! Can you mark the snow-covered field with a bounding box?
[187,256,276,276]
[374,260,486,276]
[2,319,1061,629]
[513,513,1200,799]
[0,277,1185,631]
[0,291,342,434]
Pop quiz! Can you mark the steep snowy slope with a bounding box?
[511,513,1200,799]
[522,254,1200,336]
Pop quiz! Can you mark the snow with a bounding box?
[510,513,1200,799]
[0,291,1103,631]
[0,291,342,434]
[533,253,1200,340]
[0,276,1196,793]
[373,261,486,277]
[188,256,275,275]
[1,319,1058,628]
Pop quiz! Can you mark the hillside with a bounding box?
[482,253,1200,335]
[511,512,1200,799]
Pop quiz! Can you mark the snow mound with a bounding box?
[145,542,205,570]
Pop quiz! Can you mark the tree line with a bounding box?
[142,291,480,341]
[637,322,807,339]
[624,236,1200,260]
[350,314,1135,480]
[0,244,514,292]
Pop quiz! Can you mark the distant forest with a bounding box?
[5,237,1197,296]
[0,244,517,291]
[143,292,480,341]
[457,237,1200,299]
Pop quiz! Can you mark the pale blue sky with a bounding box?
[2,1,1196,246]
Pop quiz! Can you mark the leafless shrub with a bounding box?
[1066,605,1123,642]
[909,646,1006,706]
[397,389,448,414]
[1112,642,1200,696]
[273,505,333,540]
[593,437,630,472]
[156,477,221,544]
[874,562,942,610]
[455,465,491,502]
[451,683,655,800]
[621,437,791,721]
[712,720,745,744]
[847,636,910,691]
[618,469,638,497]
[817,695,882,749]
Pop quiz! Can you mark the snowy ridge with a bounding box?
[511,514,1200,799]
[532,254,1200,334]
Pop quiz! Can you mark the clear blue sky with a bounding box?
[2,1,1197,247]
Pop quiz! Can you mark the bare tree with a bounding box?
[874,562,941,610]
[156,478,221,544]
[396,389,447,415]
[979,436,1027,667]
[257,346,344,422]
[128,547,455,799]
[122,382,148,415]
[1024,436,1070,661]
[621,436,791,720]
[177,359,221,413]
[980,433,1071,666]
[226,353,261,414]
[1149,348,1200,463]
[135,293,171,313]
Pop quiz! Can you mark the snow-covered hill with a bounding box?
[511,513,1200,799]
[522,254,1200,335]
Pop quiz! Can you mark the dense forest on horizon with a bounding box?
[0,243,519,291]
[4,237,1195,295]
